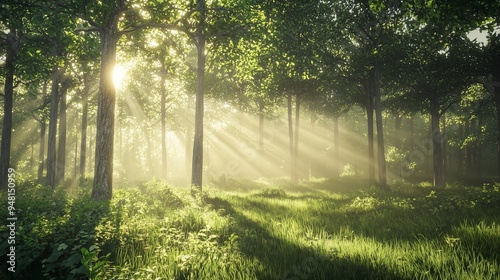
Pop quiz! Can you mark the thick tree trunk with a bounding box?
[38,82,48,183]
[365,82,375,184]
[56,78,70,184]
[430,97,445,188]
[0,31,16,188]
[46,66,61,188]
[80,73,89,177]
[160,66,167,179]
[287,93,295,183]
[333,116,340,176]
[495,85,500,181]
[191,4,206,192]
[92,29,118,200]
[373,66,387,188]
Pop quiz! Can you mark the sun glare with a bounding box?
[113,64,126,90]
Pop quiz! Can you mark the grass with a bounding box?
[1,177,500,279]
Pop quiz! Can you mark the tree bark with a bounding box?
[464,118,472,177]
[92,26,119,200]
[394,113,402,149]
[373,65,387,188]
[191,0,206,193]
[259,98,264,151]
[293,95,300,184]
[430,97,445,188]
[441,113,447,177]
[80,73,89,177]
[56,77,70,184]
[287,92,295,183]
[0,30,16,189]
[160,64,167,179]
[495,85,500,181]
[457,122,464,177]
[38,81,48,183]
[365,81,375,184]
[333,116,340,176]
[46,65,61,188]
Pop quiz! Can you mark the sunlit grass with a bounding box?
[2,178,500,279]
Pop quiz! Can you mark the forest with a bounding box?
[1,0,500,279]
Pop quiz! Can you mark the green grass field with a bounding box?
[2,177,500,279]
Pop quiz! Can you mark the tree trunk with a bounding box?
[92,27,119,200]
[495,85,500,181]
[80,73,89,177]
[441,113,447,177]
[293,95,300,184]
[407,116,414,149]
[457,122,464,177]
[38,81,48,183]
[191,0,206,193]
[46,65,61,188]
[287,92,295,183]
[477,115,484,177]
[365,81,375,184]
[373,65,387,188]
[259,98,264,151]
[333,116,340,176]
[394,113,402,149]
[0,30,16,189]
[464,118,472,177]
[160,65,167,179]
[56,77,70,184]
[430,97,445,188]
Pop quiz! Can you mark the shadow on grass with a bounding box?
[203,194,411,280]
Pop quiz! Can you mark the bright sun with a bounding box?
[113,65,126,90]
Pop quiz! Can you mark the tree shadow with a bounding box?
[203,195,411,280]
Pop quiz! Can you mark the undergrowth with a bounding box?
[1,178,500,279]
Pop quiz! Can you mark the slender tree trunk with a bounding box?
[287,92,295,183]
[495,85,500,181]
[56,77,70,184]
[441,113,447,177]
[160,65,167,179]
[394,114,402,149]
[365,82,375,184]
[74,134,78,178]
[80,73,89,177]
[477,115,484,177]
[333,116,340,176]
[38,81,48,183]
[293,95,300,184]
[46,65,61,188]
[0,30,16,188]
[464,118,472,177]
[407,116,414,149]
[185,95,193,177]
[191,0,206,192]
[259,99,264,151]
[92,27,119,200]
[457,122,464,177]
[373,65,387,188]
[430,97,445,188]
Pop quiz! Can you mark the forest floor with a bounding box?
[1,176,500,279]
